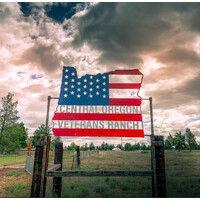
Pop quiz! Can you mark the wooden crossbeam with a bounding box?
[46,170,152,177]
[47,164,61,172]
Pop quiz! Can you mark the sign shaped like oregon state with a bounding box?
[52,66,144,137]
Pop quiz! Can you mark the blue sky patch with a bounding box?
[19,2,88,23]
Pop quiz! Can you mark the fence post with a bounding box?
[30,137,44,197]
[53,142,63,197]
[152,135,166,197]
[76,146,80,169]
[40,135,50,197]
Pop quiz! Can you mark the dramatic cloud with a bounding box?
[74,3,195,65]
[15,41,63,72]
[0,2,200,145]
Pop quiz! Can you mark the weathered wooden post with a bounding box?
[76,146,80,169]
[30,137,44,197]
[53,142,63,197]
[41,135,51,197]
[40,96,52,197]
[152,135,166,197]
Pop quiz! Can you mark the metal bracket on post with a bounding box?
[149,97,155,197]
[142,97,156,197]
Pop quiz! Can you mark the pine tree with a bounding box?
[32,124,50,147]
[0,93,19,150]
[165,134,174,150]
[173,131,186,151]
[185,128,197,151]
[89,142,95,150]
[51,136,62,149]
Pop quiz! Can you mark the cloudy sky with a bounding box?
[0,2,200,145]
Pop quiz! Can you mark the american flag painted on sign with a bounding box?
[52,66,144,137]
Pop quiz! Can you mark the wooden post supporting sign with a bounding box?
[149,97,156,197]
[53,142,63,197]
[152,135,166,197]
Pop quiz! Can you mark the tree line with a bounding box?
[164,128,199,151]
[65,129,199,152]
[0,92,199,154]
[65,141,151,151]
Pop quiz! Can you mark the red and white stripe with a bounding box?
[109,69,143,106]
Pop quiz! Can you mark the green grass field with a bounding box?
[1,150,200,197]
[0,155,26,166]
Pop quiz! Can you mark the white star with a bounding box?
[89,82,93,85]
[78,82,81,85]
[65,69,68,72]
[71,72,75,76]
[96,79,100,82]
[96,91,99,95]
[103,94,106,98]
[64,94,68,98]
[84,79,87,82]
[89,88,93,91]
[71,79,75,82]
[64,88,68,91]
[103,75,106,79]
[83,91,87,95]
[64,82,68,85]
[103,82,106,85]
[89,76,93,79]
[96,85,99,89]
[89,94,93,98]
[70,91,74,95]
[103,88,106,92]
[83,85,87,89]
[65,75,68,78]
[77,88,81,92]
[77,94,81,98]
[71,85,75,88]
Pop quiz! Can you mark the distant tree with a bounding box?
[140,144,150,150]
[89,142,95,150]
[32,124,50,147]
[0,123,28,154]
[66,142,77,151]
[98,142,114,151]
[124,142,132,151]
[0,93,19,150]
[108,144,115,150]
[80,145,84,151]
[165,134,174,150]
[173,131,187,151]
[197,144,200,150]
[51,137,62,149]
[132,143,141,150]
[100,142,107,150]
[80,143,89,151]
[116,144,124,150]
[185,128,197,151]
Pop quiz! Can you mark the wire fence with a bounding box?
[7,149,200,197]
